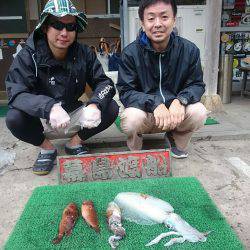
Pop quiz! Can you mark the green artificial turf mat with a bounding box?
[0,105,8,117]
[204,117,219,125]
[5,177,243,250]
[115,115,123,132]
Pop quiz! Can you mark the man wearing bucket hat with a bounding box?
[5,0,119,175]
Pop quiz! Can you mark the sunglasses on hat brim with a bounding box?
[49,20,77,32]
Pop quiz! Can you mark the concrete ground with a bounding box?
[0,96,250,248]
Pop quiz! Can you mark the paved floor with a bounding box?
[0,96,250,248]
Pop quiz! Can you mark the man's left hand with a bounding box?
[168,99,185,130]
[79,104,101,129]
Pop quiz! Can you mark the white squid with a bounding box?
[113,192,211,247]
[106,201,126,249]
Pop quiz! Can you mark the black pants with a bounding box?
[6,100,119,146]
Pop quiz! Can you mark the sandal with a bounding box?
[65,144,89,155]
[33,150,57,175]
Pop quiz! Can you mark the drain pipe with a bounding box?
[120,0,129,49]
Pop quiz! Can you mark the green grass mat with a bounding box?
[5,177,242,250]
[115,115,123,132]
[204,117,219,125]
[0,105,8,117]
[115,116,219,132]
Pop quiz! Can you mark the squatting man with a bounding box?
[117,0,208,158]
[5,0,119,175]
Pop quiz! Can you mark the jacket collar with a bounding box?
[138,29,175,54]
[26,32,77,67]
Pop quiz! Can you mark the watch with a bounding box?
[177,96,188,106]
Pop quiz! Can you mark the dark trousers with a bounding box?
[6,100,119,146]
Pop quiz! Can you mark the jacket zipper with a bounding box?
[159,54,165,103]
[31,53,38,77]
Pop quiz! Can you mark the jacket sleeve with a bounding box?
[177,47,205,104]
[5,48,56,119]
[85,47,115,111]
[117,50,163,113]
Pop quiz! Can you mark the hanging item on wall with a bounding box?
[231,9,243,23]
[223,0,235,9]
[221,33,230,43]
[241,13,250,24]
[233,58,239,68]
[240,56,250,67]
[222,12,230,26]
[225,41,234,52]
[8,40,16,47]
[234,0,246,11]
[234,41,243,52]
[0,39,9,49]
[246,0,250,12]
[243,40,250,52]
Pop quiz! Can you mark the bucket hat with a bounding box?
[35,0,87,32]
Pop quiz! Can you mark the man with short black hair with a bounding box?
[117,0,207,158]
[5,0,118,175]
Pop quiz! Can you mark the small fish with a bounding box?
[107,202,126,249]
[81,200,100,232]
[52,203,79,244]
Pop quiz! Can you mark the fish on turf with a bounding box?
[81,200,100,232]
[52,203,79,244]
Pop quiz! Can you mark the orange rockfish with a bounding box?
[52,203,79,244]
[81,200,100,232]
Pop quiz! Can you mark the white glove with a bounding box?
[79,104,101,129]
[49,103,70,129]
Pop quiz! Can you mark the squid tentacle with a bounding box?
[145,231,181,247]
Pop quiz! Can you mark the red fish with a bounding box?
[52,203,79,244]
[81,200,100,232]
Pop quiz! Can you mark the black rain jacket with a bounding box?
[5,32,115,119]
[117,31,205,113]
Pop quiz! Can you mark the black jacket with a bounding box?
[117,31,205,113]
[5,32,115,119]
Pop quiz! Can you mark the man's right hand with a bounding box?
[153,103,171,130]
[49,103,70,129]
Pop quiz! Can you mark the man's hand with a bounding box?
[153,103,171,130]
[168,99,185,130]
[49,103,70,129]
[79,103,101,129]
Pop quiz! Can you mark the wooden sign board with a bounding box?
[58,149,171,184]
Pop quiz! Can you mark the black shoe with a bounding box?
[65,144,89,155]
[33,150,57,175]
[165,132,188,159]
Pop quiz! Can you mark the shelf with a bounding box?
[0,33,29,38]
[221,26,250,32]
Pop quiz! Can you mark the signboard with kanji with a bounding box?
[58,149,171,184]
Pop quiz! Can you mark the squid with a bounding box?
[113,192,211,247]
[106,201,126,249]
